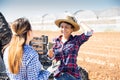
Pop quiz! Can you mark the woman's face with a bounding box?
[59,22,73,36]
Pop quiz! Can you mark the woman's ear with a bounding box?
[27,30,33,40]
[27,30,30,36]
[28,30,32,36]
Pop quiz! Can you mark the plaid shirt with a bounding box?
[53,33,92,79]
[3,44,51,80]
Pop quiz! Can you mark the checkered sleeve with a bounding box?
[76,33,91,46]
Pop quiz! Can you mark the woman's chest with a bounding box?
[55,41,79,54]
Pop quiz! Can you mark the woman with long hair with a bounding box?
[3,17,56,80]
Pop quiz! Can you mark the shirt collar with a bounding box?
[57,35,73,42]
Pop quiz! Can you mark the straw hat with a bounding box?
[55,16,80,32]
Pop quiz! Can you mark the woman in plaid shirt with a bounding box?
[3,18,57,80]
[47,16,93,80]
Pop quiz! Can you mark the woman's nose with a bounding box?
[61,27,65,31]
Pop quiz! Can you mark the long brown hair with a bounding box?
[8,18,31,74]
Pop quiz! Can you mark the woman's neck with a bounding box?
[25,40,30,45]
[25,37,30,45]
[62,35,70,43]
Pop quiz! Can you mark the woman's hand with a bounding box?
[47,49,54,58]
[47,60,60,73]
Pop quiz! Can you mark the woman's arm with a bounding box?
[47,49,55,60]
[75,22,94,45]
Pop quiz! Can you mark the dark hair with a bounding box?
[59,21,74,29]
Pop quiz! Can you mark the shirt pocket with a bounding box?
[63,44,74,56]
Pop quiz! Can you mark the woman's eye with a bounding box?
[60,26,63,28]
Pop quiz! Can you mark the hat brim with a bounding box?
[55,19,80,32]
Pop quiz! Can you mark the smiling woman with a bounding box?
[47,15,93,80]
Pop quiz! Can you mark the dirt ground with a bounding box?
[33,30,120,80]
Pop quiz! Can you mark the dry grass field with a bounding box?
[33,30,120,80]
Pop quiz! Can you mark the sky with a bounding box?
[0,0,120,22]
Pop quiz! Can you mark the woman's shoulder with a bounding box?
[23,44,39,64]
[23,44,38,57]
[52,35,62,42]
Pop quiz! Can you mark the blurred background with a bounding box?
[0,0,120,32]
[1,0,120,80]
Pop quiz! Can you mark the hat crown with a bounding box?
[66,16,77,23]
[55,15,80,32]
